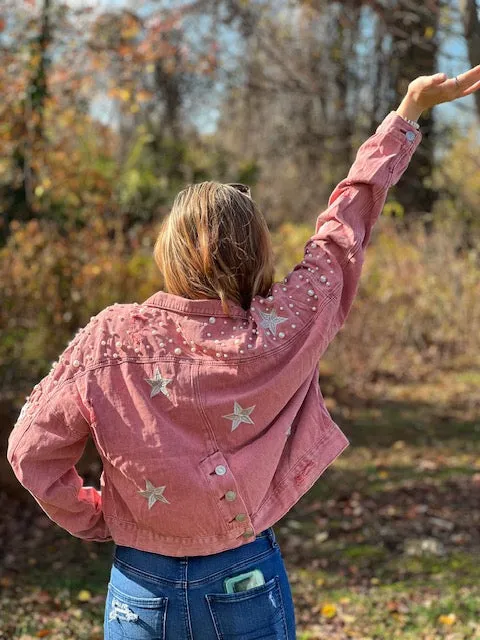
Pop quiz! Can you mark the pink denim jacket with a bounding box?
[7,111,421,556]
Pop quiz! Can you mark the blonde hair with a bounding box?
[153,181,275,316]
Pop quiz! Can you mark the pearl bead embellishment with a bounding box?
[320,275,327,283]
[307,289,314,296]
[174,348,181,355]
[209,317,216,324]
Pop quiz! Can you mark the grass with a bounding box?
[1,371,479,639]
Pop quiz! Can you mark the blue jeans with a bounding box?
[104,527,296,639]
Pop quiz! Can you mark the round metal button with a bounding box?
[235,513,247,522]
[242,528,254,537]
[215,465,227,476]
[406,130,416,142]
[225,490,237,502]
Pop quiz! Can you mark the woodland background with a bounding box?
[1,1,480,638]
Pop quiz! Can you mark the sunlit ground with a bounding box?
[1,370,479,639]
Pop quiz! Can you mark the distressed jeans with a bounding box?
[104,527,297,639]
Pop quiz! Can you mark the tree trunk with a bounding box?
[459,0,480,119]
[385,0,440,229]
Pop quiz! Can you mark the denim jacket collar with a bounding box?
[142,290,250,320]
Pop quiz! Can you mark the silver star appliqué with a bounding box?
[258,309,288,336]
[138,479,170,509]
[223,401,256,431]
[145,367,172,398]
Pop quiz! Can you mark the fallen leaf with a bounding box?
[438,613,457,626]
[320,603,337,619]
[342,614,356,623]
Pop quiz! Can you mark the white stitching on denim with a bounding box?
[108,596,139,622]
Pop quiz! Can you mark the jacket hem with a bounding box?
[103,516,260,557]
[251,422,350,532]
[103,423,350,557]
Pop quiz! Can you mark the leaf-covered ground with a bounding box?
[1,370,479,639]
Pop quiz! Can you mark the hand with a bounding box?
[406,64,480,113]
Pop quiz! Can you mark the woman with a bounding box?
[7,66,480,640]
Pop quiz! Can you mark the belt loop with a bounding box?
[267,527,279,549]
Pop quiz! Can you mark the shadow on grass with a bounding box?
[328,396,480,449]
[1,387,479,637]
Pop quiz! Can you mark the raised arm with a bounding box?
[314,65,480,342]
[249,67,480,366]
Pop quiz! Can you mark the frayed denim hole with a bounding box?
[108,596,139,622]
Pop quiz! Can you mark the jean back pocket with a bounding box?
[105,581,167,640]
[206,575,288,640]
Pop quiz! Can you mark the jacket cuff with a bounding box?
[377,110,422,139]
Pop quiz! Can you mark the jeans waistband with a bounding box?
[112,527,278,587]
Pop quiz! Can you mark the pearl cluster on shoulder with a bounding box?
[36,238,338,385]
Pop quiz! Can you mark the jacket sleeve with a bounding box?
[311,111,423,341]
[250,110,422,364]
[6,313,113,543]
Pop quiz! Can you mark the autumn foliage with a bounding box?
[1,1,479,408]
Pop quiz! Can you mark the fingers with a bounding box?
[461,78,480,97]
[435,78,459,93]
[412,66,480,108]
[455,63,480,89]
[430,73,447,84]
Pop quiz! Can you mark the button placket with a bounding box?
[199,451,254,539]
